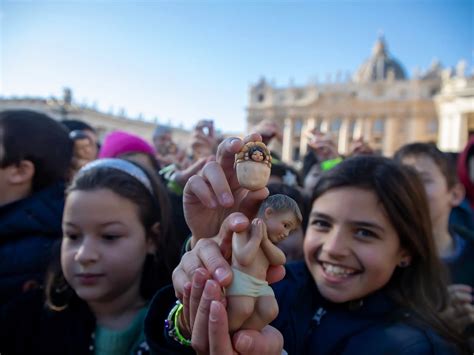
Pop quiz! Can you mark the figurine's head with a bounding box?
[249,146,265,162]
[258,194,302,243]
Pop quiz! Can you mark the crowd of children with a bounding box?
[0,109,472,354]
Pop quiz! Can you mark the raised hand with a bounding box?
[439,284,474,332]
[183,134,269,242]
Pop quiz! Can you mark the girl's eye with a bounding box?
[354,229,377,239]
[102,234,120,241]
[64,233,80,241]
[311,219,331,229]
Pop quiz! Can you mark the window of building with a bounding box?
[257,93,265,102]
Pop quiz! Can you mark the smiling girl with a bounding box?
[1,158,180,354]
[147,148,467,354]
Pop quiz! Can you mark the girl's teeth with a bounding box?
[323,263,356,277]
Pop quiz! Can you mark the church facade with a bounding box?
[247,37,474,164]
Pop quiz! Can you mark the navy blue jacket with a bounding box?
[272,262,460,354]
[0,182,65,305]
[145,262,461,354]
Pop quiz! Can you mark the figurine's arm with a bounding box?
[260,225,286,266]
[232,221,264,266]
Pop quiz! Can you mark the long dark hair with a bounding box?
[45,159,180,310]
[311,155,466,350]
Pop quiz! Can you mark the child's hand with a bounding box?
[439,284,474,332]
[183,134,269,242]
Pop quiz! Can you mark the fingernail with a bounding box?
[221,192,233,206]
[183,282,192,295]
[236,334,252,352]
[210,301,220,322]
[234,215,247,225]
[208,198,217,209]
[214,267,230,284]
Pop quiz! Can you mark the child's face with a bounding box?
[73,138,97,161]
[61,188,155,307]
[265,209,298,243]
[401,155,454,228]
[304,187,409,303]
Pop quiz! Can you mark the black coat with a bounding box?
[0,289,96,355]
[0,289,152,355]
[145,262,460,354]
[0,182,65,306]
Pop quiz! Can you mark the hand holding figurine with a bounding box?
[183,134,269,243]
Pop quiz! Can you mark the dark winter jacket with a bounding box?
[145,262,460,354]
[0,289,95,355]
[272,262,460,354]
[0,289,151,354]
[0,182,65,305]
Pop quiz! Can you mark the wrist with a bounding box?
[177,307,191,339]
[165,300,191,347]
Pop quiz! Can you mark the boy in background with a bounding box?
[394,142,474,341]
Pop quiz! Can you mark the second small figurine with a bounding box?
[225,194,302,332]
[234,141,272,190]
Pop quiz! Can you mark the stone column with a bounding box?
[282,117,294,163]
[320,117,330,133]
[363,117,373,144]
[338,117,351,154]
[300,117,316,158]
[408,116,426,143]
[438,113,467,151]
[383,116,401,157]
[352,117,365,140]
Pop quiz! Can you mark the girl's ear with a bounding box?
[398,249,412,268]
[146,222,160,254]
[448,182,465,208]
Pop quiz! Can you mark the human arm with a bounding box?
[260,222,286,266]
[306,130,339,162]
[261,238,287,266]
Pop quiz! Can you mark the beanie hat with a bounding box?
[99,131,155,159]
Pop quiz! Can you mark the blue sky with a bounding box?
[1,0,472,133]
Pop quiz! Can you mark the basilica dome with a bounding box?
[353,37,406,83]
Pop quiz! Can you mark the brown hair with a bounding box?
[311,155,466,350]
[394,142,457,188]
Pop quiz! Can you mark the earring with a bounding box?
[398,260,409,268]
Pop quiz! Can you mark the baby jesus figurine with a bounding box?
[226,194,302,332]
